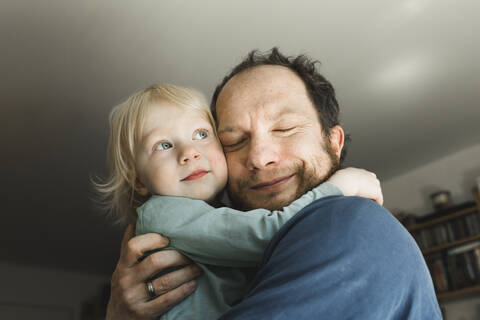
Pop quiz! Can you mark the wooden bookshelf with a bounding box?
[437,284,480,301]
[422,234,480,255]
[408,187,480,302]
[474,186,480,210]
[407,206,477,232]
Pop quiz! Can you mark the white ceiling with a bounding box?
[1,0,479,275]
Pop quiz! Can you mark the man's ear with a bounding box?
[135,178,149,196]
[329,125,345,160]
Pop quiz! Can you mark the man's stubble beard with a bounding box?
[228,141,340,211]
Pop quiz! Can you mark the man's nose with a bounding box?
[245,135,280,171]
[178,144,201,164]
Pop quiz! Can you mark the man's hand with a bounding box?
[328,167,384,205]
[106,224,202,320]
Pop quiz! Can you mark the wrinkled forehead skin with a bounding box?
[215,65,317,131]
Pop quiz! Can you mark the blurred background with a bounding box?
[1,0,479,319]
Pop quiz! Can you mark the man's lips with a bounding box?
[181,169,209,181]
[250,174,295,190]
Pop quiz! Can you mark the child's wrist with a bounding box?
[323,182,344,196]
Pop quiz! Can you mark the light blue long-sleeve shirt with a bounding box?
[136,182,342,320]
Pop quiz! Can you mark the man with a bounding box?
[106,48,441,319]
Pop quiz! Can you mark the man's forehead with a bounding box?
[219,66,310,108]
[226,65,300,90]
[222,67,308,108]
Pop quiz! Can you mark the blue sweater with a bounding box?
[220,196,442,319]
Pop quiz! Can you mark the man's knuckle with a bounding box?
[159,293,173,307]
[157,274,172,291]
[180,281,195,295]
[144,254,157,270]
[185,264,196,276]
[120,290,133,307]
[133,306,148,318]
[117,275,133,293]
[124,291,146,315]
[126,238,142,257]
[150,252,168,269]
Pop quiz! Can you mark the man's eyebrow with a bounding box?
[217,127,236,135]
[275,108,307,118]
[217,107,309,134]
[266,109,310,123]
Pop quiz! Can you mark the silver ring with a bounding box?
[146,281,156,299]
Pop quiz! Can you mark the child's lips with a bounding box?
[181,169,209,181]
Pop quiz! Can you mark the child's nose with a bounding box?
[178,145,201,164]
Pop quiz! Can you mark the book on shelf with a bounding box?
[413,212,480,250]
[427,242,480,292]
[410,189,480,297]
[428,254,449,292]
[447,241,480,255]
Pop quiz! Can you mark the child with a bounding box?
[96,84,382,319]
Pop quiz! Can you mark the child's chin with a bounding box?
[193,184,226,203]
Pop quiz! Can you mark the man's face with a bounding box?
[216,65,344,210]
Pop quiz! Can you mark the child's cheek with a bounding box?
[213,152,228,184]
[212,141,227,165]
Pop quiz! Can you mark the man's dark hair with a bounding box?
[211,47,350,163]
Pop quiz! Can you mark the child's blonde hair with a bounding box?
[94,83,215,224]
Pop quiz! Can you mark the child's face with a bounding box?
[135,102,228,201]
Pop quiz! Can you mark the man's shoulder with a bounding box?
[293,196,439,314]
[303,195,395,228]
[300,196,419,255]
[243,196,441,319]
[305,194,384,213]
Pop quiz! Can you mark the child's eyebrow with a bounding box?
[141,129,162,149]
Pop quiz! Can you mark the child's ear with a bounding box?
[135,178,149,196]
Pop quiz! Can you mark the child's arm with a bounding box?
[136,168,381,267]
[328,167,383,205]
[137,182,340,267]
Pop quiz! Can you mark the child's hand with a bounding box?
[328,167,384,205]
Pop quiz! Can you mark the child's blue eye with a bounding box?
[193,129,208,140]
[155,142,173,151]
